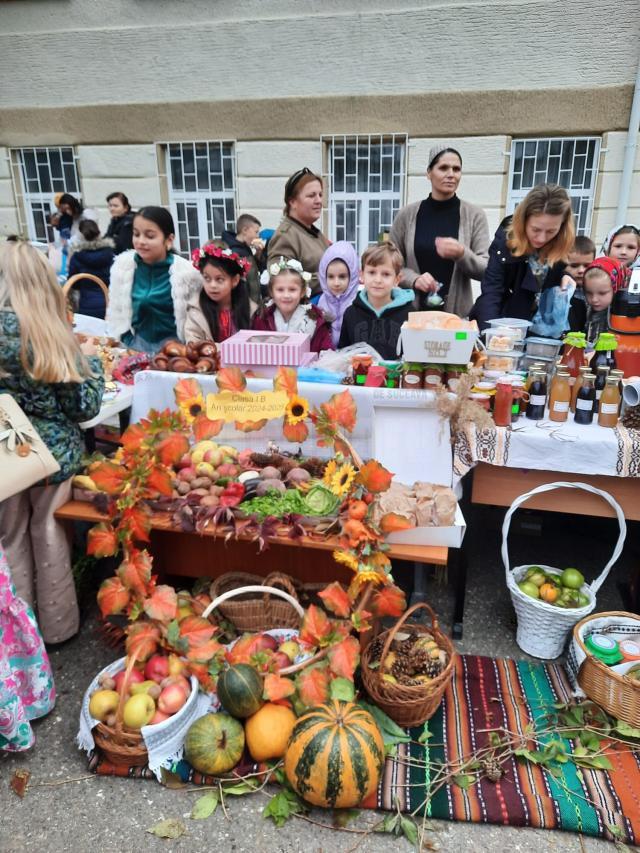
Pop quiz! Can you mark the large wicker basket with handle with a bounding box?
[202,580,305,630]
[208,572,304,632]
[503,481,626,659]
[360,602,456,728]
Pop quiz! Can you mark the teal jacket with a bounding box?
[124,255,177,348]
[0,310,104,484]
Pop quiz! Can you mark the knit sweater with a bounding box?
[390,198,490,318]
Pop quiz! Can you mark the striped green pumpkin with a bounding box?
[284,700,385,808]
[217,664,263,718]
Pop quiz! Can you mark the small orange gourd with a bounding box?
[539,582,559,604]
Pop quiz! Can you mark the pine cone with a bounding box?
[397,636,417,657]
[391,656,413,679]
[397,674,423,687]
[299,457,328,479]
[408,647,432,673]
[368,636,385,663]
[622,405,640,430]
[481,756,503,782]
[421,659,444,679]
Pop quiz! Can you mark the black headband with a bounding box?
[284,167,313,202]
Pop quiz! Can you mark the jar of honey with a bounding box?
[549,370,571,422]
[401,363,424,389]
[598,376,621,428]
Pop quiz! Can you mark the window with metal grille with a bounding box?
[507,137,601,236]
[323,134,406,255]
[12,147,80,242]
[161,142,237,257]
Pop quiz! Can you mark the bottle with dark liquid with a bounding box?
[570,365,591,413]
[574,373,595,425]
[591,333,618,372]
[526,370,547,420]
[594,365,610,405]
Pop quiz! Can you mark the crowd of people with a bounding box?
[0,142,638,659]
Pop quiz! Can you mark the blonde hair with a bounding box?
[507,184,575,264]
[0,241,94,383]
[361,241,404,275]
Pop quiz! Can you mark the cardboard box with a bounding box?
[400,326,478,364]
[220,330,311,366]
[228,352,317,378]
[385,505,467,548]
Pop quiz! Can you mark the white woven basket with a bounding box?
[502,481,626,659]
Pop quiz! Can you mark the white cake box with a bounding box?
[220,330,311,366]
[385,504,467,547]
[399,326,478,365]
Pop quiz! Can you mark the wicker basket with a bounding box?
[202,580,305,628]
[361,602,456,728]
[503,481,626,659]
[571,611,640,728]
[209,572,305,632]
[63,273,110,308]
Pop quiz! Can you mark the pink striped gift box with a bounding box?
[220,330,311,366]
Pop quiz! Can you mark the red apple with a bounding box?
[149,709,170,725]
[178,467,197,483]
[167,654,187,678]
[160,674,191,695]
[272,652,291,671]
[158,682,189,714]
[145,654,170,683]
[257,633,278,653]
[177,453,192,470]
[113,667,145,695]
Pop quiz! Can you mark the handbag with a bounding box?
[0,394,60,501]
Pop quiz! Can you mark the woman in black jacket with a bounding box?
[472,184,575,329]
[104,191,134,254]
[67,219,115,318]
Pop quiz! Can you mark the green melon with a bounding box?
[217,663,264,718]
[184,712,245,775]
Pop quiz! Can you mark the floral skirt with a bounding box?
[0,544,55,751]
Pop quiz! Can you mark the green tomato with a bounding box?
[577,593,591,608]
[525,568,547,588]
[518,581,540,599]
[560,568,585,590]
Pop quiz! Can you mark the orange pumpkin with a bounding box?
[539,582,559,603]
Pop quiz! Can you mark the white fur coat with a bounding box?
[106,251,202,341]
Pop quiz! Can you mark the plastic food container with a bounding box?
[485,351,521,372]
[520,354,555,374]
[487,318,532,340]
[484,327,525,352]
[525,336,563,359]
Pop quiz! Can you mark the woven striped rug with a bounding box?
[87,654,640,844]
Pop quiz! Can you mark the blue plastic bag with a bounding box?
[530,282,575,339]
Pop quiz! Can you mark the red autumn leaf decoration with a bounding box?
[156,433,190,467]
[87,522,119,558]
[356,460,393,493]
[89,461,127,495]
[273,366,299,397]
[143,584,178,621]
[188,662,217,693]
[146,465,173,497]
[120,505,151,543]
[179,615,216,648]
[296,665,330,707]
[96,576,130,617]
[327,636,360,680]
[324,390,357,433]
[186,637,224,663]
[117,549,153,597]
[125,621,161,661]
[318,582,351,619]
[282,418,309,444]
[299,604,334,647]
[119,422,149,453]
[263,673,296,701]
[192,413,224,440]
[350,609,372,633]
[379,512,413,533]
[234,418,268,433]
[372,584,407,618]
[174,377,203,407]
[216,367,247,393]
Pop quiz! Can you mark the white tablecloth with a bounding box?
[453,418,640,481]
[132,371,454,487]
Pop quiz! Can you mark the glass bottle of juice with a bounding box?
[574,373,596,425]
[493,380,513,427]
[594,365,610,405]
[561,332,586,385]
[570,365,591,413]
[598,377,621,428]
[549,370,571,422]
[522,363,544,414]
[526,371,547,420]
[592,333,618,372]
[610,369,624,406]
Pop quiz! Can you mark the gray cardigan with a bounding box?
[389,198,490,318]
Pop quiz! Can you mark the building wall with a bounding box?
[0,149,19,236]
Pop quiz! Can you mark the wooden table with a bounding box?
[56,500,450,588]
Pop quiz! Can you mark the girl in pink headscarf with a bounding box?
[582,257,629,342]
[317,241,361,348]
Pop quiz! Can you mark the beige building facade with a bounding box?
[1,0,639,254]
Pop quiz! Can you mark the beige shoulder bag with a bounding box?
[0,394,61,501]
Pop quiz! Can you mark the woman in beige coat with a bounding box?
[390,145,490,318]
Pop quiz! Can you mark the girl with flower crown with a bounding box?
[251,257,333,352]
[185,244,256,343]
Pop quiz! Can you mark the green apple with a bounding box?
[89,689,120,722]
[130,679,161,697]
[123,693,156,729]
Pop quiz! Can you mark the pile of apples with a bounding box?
[88,653,191,730]
[227,631,300,672]
[171,440,248,507]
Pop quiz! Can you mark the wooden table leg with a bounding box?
[450,545,468,639]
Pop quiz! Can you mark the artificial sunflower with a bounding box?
[285,395,309,426]
[178,391,205,425]
[332,549,359,573]
[323,459,356,497]
[353,569,386,587]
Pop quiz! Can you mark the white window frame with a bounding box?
[159,141,237,257]
[11,146,81,242]
[322,134,407,255]
[506,136,601,236]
